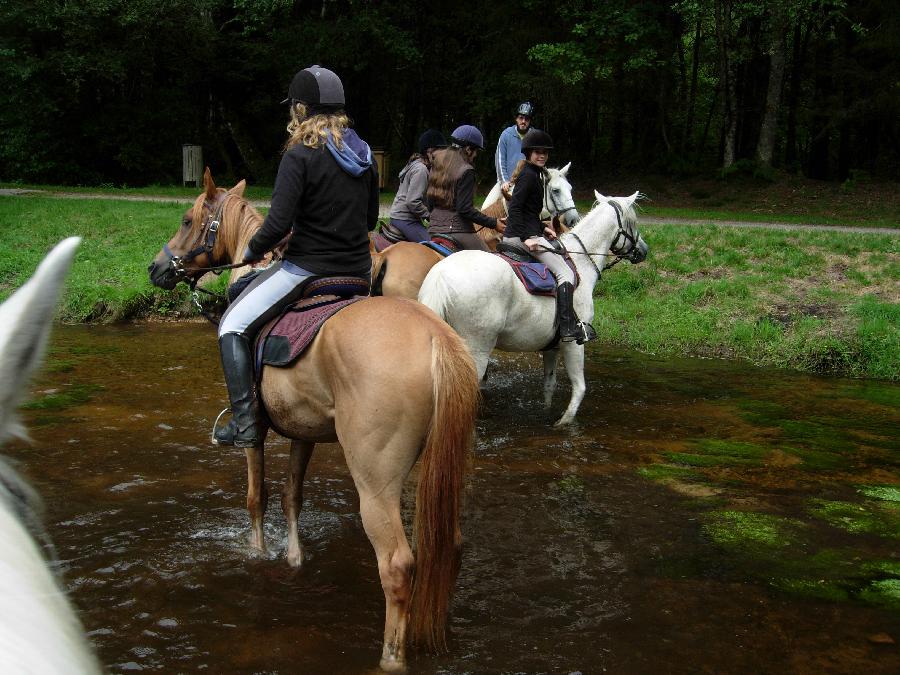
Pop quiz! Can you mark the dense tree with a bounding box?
[0,0,896,186]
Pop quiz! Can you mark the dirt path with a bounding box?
[3,188,898,235]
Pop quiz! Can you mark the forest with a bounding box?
[1,0,897,188]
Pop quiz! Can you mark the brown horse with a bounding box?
[370,166,578,300]
[147,169,480,670]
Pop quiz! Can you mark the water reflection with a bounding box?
[6,322,898,673]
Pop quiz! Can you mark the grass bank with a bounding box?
[596,223,899,379]
[1,192,897,379]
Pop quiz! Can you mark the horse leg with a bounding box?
[282,439,314,568]
[554,344,586,426]
[542,349,560,408]
[359,493,414,672]
[245,445,268,551]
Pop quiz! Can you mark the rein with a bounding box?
[535,201,641,272]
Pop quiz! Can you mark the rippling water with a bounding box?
[6,322,899,673]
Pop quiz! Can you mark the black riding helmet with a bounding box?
[521,128,553,152]
[417,129,447,156]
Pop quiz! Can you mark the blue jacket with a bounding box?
[494,125,525,183]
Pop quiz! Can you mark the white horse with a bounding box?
[481,163,579,225]
[419,191,648,426]
[0,237,102,674]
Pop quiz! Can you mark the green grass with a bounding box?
[594,222,900,379]
[1,192,898,379]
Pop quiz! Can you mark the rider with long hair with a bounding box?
[385,129,447,243]
[502,129,595,344]
[426,125,506,251]
[213,65,379,448]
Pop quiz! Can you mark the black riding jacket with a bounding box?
[504,162,546,240]
[248,133,379,276]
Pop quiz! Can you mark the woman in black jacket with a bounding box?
[213,65,379,448]
[502,128,594,344]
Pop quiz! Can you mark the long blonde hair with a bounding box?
[284,102,350,151]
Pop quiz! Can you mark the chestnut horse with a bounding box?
[370,165,580,300]
[147,170,479,670]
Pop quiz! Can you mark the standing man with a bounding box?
[494,101,534,192]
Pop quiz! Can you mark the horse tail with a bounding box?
[369,251,387,296]
[409,323,479,651]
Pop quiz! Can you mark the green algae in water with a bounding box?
[857,484,900,503]
[772,577,850,602]
[703,511,807,553]
[637,464,704,482]
[693,439,769,460]
[21,383,103,411]
[785,446,846,471]
[664,439,768,469]
[859,579,900,610]
[807,498,900,539]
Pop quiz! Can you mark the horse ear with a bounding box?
[560,162,571,177]
[594,189,608,202]
[0,237,80,444]
[229,180,247,197]
[203,167,217,201]
[626,190,640,207]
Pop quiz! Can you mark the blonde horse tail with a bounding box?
[409,324,479,651]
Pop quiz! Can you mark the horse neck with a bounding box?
[563,202,619,284]
[219,196,264,285]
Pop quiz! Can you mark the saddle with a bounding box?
[254,276,369,372]
[494,242,579,296]
[428,234,464,253]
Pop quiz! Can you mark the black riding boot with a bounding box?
[556,282,597,345]
[213,333,260,448]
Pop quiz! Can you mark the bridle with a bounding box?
[162,192,233,281]
[158,191,246,324]
[565,200,642,274]
[542,172,579,224]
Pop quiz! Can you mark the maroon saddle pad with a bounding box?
[257,296,364,369]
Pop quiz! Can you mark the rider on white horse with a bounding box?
[495,101,534,192]
[501,129,595,345]
[385,129,447,244]
[426,125,507,251]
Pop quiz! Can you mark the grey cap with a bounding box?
[281,65,345,112]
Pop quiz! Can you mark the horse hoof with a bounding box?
[379,656,407,673]
[553,415,574,427]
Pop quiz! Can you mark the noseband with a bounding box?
[163,192,229,280]
[607,201,641,263]
[567,200,642,274]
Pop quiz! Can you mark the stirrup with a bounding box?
[211,407,232,445]
[576,322,597,345]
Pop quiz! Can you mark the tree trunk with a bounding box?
[715,0,737,168]
[756,6,788,166]
[682,19,702,154]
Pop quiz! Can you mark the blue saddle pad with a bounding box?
[420,241,454,257]
[500,258,556,296]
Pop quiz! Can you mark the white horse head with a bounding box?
[482,164,581,226]
[0,237,102,674]
[418,192,647,425]
[542,163,581,226]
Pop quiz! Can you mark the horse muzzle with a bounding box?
[629,237,649,264]
[147,257,181,290]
